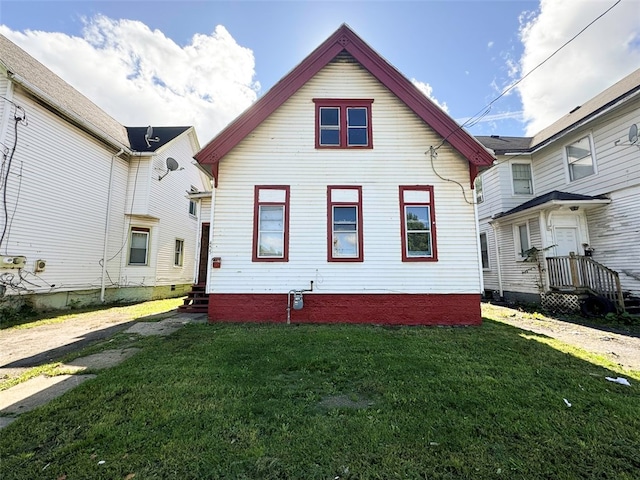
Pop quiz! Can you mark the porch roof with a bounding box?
[492,190,610,221]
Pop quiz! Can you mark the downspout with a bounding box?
[490,221,504,298]
[473,200,484,295]
[101,148,125,302]
[206,180,216,293]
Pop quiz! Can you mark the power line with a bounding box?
[434,0,623,151]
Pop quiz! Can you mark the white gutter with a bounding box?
[101,148,125,302]
[490,221,504,298]
[473,200,484,295]
[8,72,131,153]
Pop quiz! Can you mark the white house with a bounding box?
[0,34,212,312]
[476,68,640,315]
[194,25,494,325]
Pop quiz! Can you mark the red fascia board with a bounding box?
[195,41,344,165]
[342,33,493,167]
[195,25,494,168]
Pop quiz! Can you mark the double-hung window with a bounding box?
[399,186,437,261]
[129,227,150,266]
[565,135,596,181]
[511,162,533,195]
[174,239,184,266]
[252,186,290,262]
[327,186,363,262]
[314,99,373,149]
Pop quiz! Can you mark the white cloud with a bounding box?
[515,0,640,135]
[411,78,449,112]
[0,16,260,145]
[487,41,494,49]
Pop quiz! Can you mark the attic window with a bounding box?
[314,99,373,149]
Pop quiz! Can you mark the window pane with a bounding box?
[567,137,594,181]
[131,232,147,249]
[347,108,367,127]
[334,206,356,224]
[518,225,529,254]
[259,233,283,257]
[320,107,339,126]
[480,233,489,269]
[347,127,368,146]
[406,206,429,231]
[320,129,340,145]
[407,232,431,257]
[512,164,532,194]
[333,232,358,257]
[260,206,283,231]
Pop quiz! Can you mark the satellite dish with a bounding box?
[629,124,638,144]
[166,157,179,171]
[158,157,181,180]
[145,125,160,147]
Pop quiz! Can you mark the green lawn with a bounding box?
[2,321,639,479]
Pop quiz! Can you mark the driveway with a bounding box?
[483,303,640,372]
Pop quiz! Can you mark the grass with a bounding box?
[2,320,639,479]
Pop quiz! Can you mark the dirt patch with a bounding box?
[318,394,374,410]
[483,303,640,372]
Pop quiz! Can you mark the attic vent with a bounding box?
[332,51,358,64]
[569,106,581,114]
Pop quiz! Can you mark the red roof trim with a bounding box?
[195,24,493,168]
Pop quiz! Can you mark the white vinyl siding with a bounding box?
[209,58,482,295]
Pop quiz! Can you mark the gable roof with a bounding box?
[195,24,494,168]
[477,67,640,154]
[126,126,191,152]
[0,34,131,149]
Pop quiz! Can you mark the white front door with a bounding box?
[555,227,580,256]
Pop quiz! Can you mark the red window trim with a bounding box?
[327,185,364,262]
[252,185,290,262]
[313,99,373,149]
[399,185,438,262]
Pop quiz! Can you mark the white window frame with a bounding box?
[510,160,534,196]
[479,232,490,270]
[129,227,150,266]
[513,222,531,261]
[174,239,184,267]
[564,133,597,182]
[188,199,197,217]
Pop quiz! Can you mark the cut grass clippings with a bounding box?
[1,321,639,479]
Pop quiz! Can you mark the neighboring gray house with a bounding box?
[0,34,212,312]
[476,68,640,314]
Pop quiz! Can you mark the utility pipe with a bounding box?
[100,148,125,302]
[286,281,314,324]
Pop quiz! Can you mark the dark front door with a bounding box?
[197,223,210,284]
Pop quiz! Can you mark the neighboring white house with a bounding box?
[194,25,494,325]
[476,67,640,314]
[0,34,212,312]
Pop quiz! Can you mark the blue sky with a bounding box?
[1,1,638,144]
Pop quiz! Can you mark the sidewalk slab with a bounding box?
[0,374,96,415]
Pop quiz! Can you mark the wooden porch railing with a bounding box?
[546,254,624,311]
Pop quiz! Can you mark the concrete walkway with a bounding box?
[0,310,206,429]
